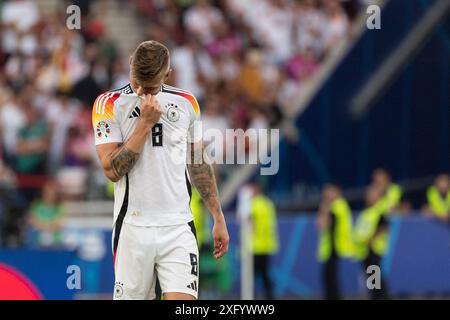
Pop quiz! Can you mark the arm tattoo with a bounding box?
[188,144,222,217]
[110,144,140,179]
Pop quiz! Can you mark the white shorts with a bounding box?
[112,221,199,300]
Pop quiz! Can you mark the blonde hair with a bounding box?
[130,40,170,87]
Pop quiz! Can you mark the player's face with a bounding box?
[144,67,172,95]
[132,58,172,96]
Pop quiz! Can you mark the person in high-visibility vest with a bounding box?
[353,186,390,300]
[250,183,279,300]
[191,188,208,249]
[316,184,354,300]
[371,168,403,215]
[424,174,450,223]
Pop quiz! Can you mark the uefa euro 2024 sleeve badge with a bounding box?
[96,120,111,139]
[167,103,180,122]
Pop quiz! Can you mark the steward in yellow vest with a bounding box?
[250,184,279,300]
[317,199,354,261]
[371,168,402,215]
[380,183,402,214]
[316,184,353,300]
[251,194,279,256]
[425,174,450,223]
[353,186,389,299]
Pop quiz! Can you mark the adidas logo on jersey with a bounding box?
[187,281,198,291]
[129,106,141,118]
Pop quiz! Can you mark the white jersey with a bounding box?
[92,84,202,227]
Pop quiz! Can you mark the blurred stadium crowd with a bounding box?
[0,0,362,248]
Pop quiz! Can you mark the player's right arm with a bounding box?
[94,93,162,182]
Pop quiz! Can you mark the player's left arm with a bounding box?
[187,141,229,259]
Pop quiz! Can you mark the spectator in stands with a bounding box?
[183,0,225,45]
[0,150,26,248]
[285,47,320,83]
[0,148,16,189]
[28,180,65,248]
[370,168,403,215]
[14,101,49,175]
[254,0,294,64]
[50,28,87,93]
[202,92,231,170]
[56,113,93,201]
[12,99,50,204]
[1,0,40,55]
[171,35,216,102]
[292,0,327,60]
[322,0,350,54]
[0,89,25,164]
[249,182,279,300]
[205,18,242,59]
[0,146,16,192]
[238,49,267,106]
[46,91,81,173]
[316,184,353,300]
[110,58,130,90]
[71,63,103,108]
[0,192,27,248]
[424,174,450,224]
[275,68,302,117]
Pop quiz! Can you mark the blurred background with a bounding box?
[0,0,448,300]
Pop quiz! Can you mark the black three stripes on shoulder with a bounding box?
[111,83,134,94]
[129,106,141,119]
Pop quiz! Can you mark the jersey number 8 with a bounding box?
[152,123,163,147]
